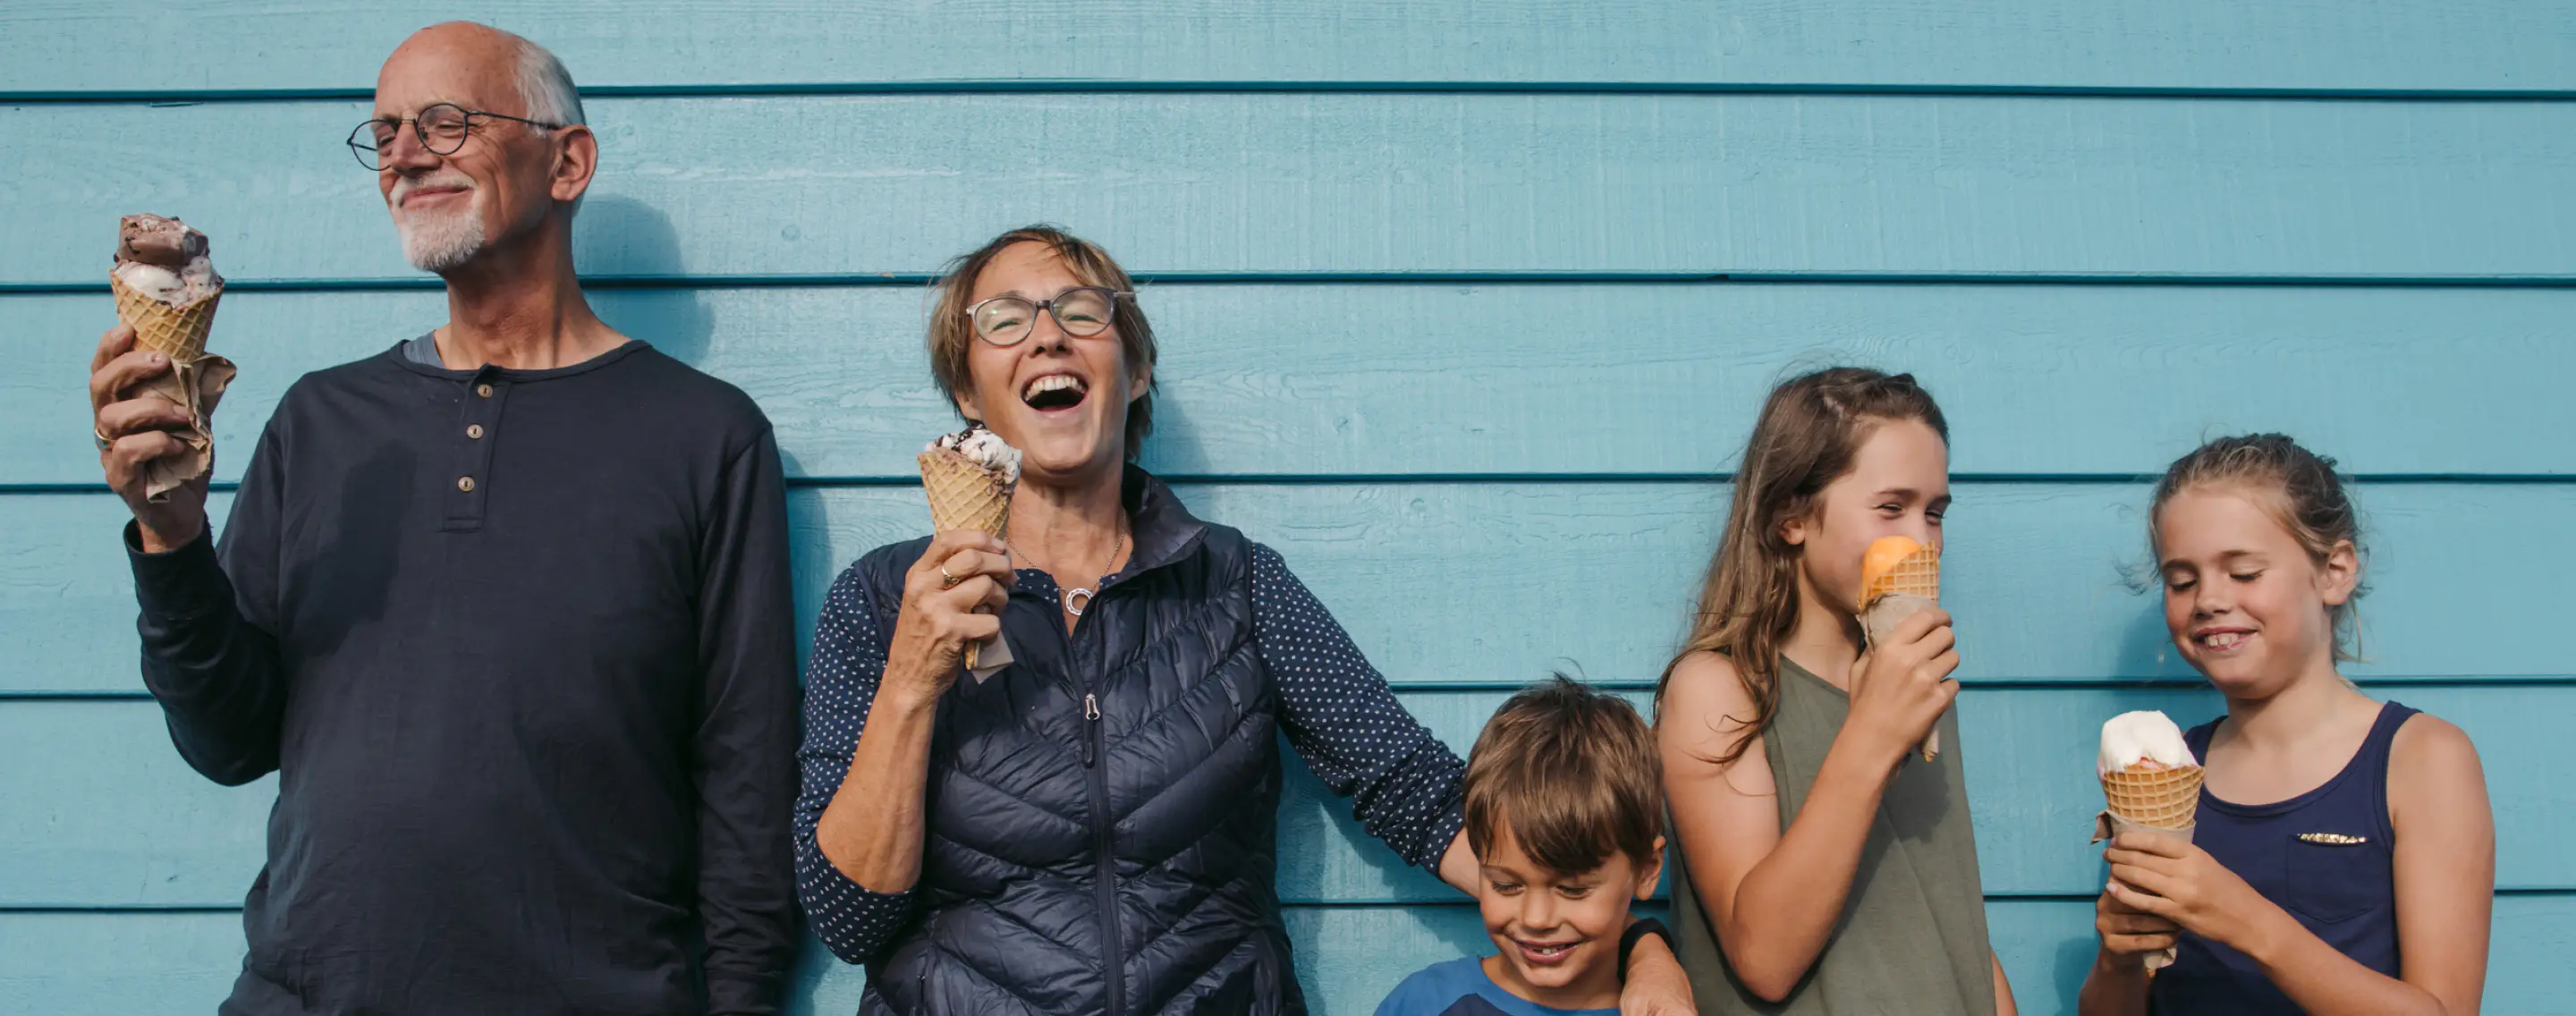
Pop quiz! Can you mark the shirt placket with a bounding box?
[444,368,507,532]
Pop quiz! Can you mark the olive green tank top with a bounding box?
[1668,656,1996,1015]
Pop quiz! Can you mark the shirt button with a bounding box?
[466,424,485,439]
[457,476,477,493]
[476,383,495,398]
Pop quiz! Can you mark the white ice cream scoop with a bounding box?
[928,425,1022,486]
[2098,710,2196,774]
[113,262,190,304]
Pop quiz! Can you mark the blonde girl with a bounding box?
[2079,435,2493,1015]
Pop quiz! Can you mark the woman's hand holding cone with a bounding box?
[1843,606,1960,773]
[885,530,1014,703]
[90,324,207,551]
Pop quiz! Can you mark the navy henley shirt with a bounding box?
[127,339,801,1014]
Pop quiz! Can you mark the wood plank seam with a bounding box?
[11,84,2576,104]
[19,272,2576,293]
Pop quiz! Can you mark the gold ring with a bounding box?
[93,428,114,453]
[938,563,964,588]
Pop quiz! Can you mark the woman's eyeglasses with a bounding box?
[965,286,1132,346]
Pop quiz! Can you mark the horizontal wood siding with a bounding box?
[2,1,2567,1012]
[7,95,2575,286]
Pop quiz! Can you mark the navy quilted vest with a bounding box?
[855,469,1298,1014]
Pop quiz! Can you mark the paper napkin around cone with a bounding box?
[108,274,235,502]
[2092,763,2205,970]
[1859,539,1945,762]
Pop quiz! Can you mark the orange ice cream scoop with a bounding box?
[1858,535,1939,611]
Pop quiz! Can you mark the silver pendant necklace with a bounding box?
[1023,529,1128,617]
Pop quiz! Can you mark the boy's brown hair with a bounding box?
[1464,676,1665,876]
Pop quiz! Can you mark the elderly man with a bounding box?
[85,22,799,1014]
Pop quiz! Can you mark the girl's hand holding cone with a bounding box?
[884,530,1014,703]
[1842,605,1959,773]
[2103,832,2283,956]
[2094,884,2182,962]
[1858,535,1945,761]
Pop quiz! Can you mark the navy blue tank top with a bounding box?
[2150,700,2419,1014]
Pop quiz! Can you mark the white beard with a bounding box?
[394,190,488,274]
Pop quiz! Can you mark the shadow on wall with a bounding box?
[2053,934,2103,1012]
[1137,394,1210,479]
[576,195,716,368]
[1275,753,1491,950]
[2098,496,2196,681]
[2116,603,2198,680]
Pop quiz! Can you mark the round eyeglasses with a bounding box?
[348,103,567,170]
[965,286,1133,346]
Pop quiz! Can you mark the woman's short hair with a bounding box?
[928,225,1158,460]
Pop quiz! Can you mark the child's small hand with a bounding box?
[2103,833,2275,952]
[1843,607,1958,769]
[2094,879,2181,961]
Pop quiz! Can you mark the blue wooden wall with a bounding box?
[4,2,2574,1012]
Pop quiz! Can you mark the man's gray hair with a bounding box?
[510,35,584,130]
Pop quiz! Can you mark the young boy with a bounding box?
[1377,677,1668,1016]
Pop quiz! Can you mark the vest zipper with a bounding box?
[1082,690,1124,1012]
[1082,693,1099,767]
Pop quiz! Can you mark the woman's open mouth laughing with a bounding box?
[1021,372,1089,412]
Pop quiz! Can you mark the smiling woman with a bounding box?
[788,225,1484,1013]
[784,225,1701,1013]
[926,227,1159,473]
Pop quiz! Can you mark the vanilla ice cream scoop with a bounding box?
[928,425,1022,486]
[2099,710,2196,775]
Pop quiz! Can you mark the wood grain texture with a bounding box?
[9,94,2575,286]
[8,896,2573,1015]
[9,283,2572,487]
[5,0,2574,96]
[7,684,2562,909]
[8,479,2568,695]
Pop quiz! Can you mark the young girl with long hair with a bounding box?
[2079,435,2493,1015]
[1657,368,2015,1015]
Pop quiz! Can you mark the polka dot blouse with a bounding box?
[792,543,1468,965]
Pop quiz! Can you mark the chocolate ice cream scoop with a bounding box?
[114,214,222,307]
[117,214,208,267]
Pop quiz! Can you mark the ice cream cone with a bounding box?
[109,272,221,364]
[2100,762,2204,831]
[919,449,1013,669]
[2097,759,2202,970]
[1859,537,1944,762]
[1862,542,1939,605]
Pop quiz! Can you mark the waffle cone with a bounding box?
[109,273,221,363]
[2101,763,2204,830]
[1862,543,1940,605]
[919,450,1013,670]
[918,451,1013,538]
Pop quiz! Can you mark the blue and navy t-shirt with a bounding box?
[1375,958,1620,1016]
